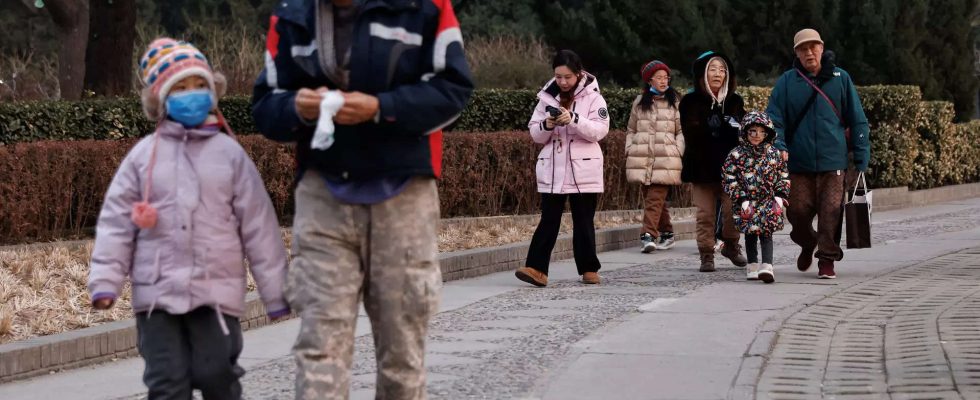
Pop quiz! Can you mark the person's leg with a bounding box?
[691,184,718,256]
[744,233,761,281]
[788,173,819,271]
[744,233,759,264]
[363,177,442,399]
[524,193,568,275]
[187,307,245,400]
[714,199,723,240]
[717,185,741,245]
[656,195,676,249]
[758,234,776,283]
[641,185,659,237]
[815,171,846,278]
[136,311,192,400]
[569,192,601,275]
[289,170,366,399]
[716,184,747,267]
[691,183,718,271]
[643,185,668,238]
[761,234,775,265]
[658,192,674,234]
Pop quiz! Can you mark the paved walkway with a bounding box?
[1,198,980,400]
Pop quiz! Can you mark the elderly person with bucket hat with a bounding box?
[765,28,871,279]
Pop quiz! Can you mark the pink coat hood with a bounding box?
[528,72,610,193]
[88,120,288,320]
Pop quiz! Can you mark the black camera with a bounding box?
[545,105,562,118]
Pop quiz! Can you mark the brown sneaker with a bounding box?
[582,272,600,284]
[515,267,548,287]
[699,253,716,272]
[720,242,748,267]
[797,247,816,271]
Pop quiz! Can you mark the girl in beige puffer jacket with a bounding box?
[625,60,685,253]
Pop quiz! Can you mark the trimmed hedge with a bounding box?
[0,131,698,245]
[2,84,979,244]
[0,86,918,142]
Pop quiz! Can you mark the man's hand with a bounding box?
[336,91,380,125]
[295,87,329,121]
[781,151,789,162]
[555,108,573,126]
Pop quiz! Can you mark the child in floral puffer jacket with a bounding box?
[722,111,791,283]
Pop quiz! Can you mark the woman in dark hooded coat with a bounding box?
[678,51,748,272]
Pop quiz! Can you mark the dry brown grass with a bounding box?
[0,215,639,344]
[0,243,132,343]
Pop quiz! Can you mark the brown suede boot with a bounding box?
[721,242,748,267]
[699,253,716,272]
[582,272,600,284]
[515,267,548,287]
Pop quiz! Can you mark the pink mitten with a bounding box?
[740,201,754,220]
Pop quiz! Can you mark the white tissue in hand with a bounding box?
[312,91,345,150]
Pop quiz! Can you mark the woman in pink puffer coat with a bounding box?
[515,50,610,287]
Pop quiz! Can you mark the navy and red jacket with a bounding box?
[251,0,474,181]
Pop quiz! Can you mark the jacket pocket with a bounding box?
[131,247,162,285]
[570,157,603,189]
[536,156,553,187]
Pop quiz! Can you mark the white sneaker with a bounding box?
[640,233,656,253]
[746,263,760,280]
[656,232,676,250]
[758,263,775,284]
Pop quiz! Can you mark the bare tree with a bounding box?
[84,0,136,97]
[45,0,90,100]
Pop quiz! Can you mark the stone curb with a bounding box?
[2,181,979,383]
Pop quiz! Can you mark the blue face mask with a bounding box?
[166,89,213,127]
[649,86,670,96]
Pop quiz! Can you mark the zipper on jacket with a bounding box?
[569,139,581,194]
[551,139,556,193]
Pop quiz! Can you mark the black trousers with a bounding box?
[745,233,774,264]
[136,306,245,400]
[525,192,602,275]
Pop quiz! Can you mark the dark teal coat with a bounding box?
[766,55,870,173]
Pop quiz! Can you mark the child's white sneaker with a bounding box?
[758,263,775,284]
[746,263,760,280]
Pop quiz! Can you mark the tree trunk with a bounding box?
[84,0,137,97]
[46,0,90,100]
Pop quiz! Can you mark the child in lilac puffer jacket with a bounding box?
[87,38,288,398]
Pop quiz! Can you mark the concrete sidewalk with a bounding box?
[542,211,980,399]
[2,197,979,400]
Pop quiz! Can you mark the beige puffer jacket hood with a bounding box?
[625,94,685,185]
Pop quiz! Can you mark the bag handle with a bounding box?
[851,171,868,200]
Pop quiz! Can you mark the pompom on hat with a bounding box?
[640,60,671,83]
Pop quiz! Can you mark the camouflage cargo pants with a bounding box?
[286,170,442,400]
